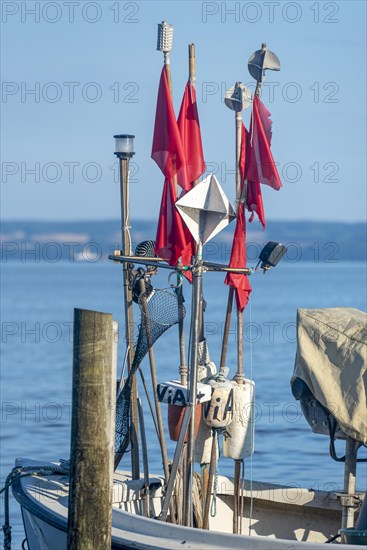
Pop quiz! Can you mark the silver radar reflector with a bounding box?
[224,82,252,112]
[157,20,174,53]
[248,43,280,82]
[176,174,236,246]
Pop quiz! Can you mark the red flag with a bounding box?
[245,96,282,191]
[247,180,265,229]
[224,201,252,312]
[152,69,193,272]
[151,68,189,191]
[177,81,206,185]
[176,80,206,273]
[225,123,252,312]
[155,178,193,267]
[240,123,266,229]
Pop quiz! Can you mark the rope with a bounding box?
[248,293,254,535]
[1,465,68,550]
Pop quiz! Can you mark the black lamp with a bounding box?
[258,241,287,272]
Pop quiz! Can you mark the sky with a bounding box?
[1,0,366,222]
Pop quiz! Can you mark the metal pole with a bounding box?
[220,89,247,376]
[255,43,267,97]
[68,309,114,550]
[235,105,246,385]
[158,405,191,522]
[137,397,150,518]
[342,439,359,529]
[116,156,139,476]
[184,245,203,526]
[139,279,170,483]
[203,430,217,529]
[220,287,234,373]
[233,460,241,534]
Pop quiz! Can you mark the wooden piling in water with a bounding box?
[67,308,114,550]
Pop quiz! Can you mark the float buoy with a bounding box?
[157,379,211,442]
[222,379,255,460]
[168,403,201,442]
[203,374,234,429]
[194,360,218,464]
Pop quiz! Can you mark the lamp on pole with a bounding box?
[113,134,140,477]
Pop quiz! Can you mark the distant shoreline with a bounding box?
[1,220,366,263]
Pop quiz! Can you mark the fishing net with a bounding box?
[115,288,185,458]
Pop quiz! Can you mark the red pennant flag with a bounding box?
[177,81,206,185]
[152,69,193,273]
[176,80,206,274]
[225,123,252,312]
[224,201,252,312]
[239,123,266,229]
[151,68,189,191]
[245,96,282,191]
[155,178,193,268]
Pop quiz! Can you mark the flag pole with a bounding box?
[156,21,187,391]
[177,43,199,391]
[234,88,246,382]
[231,101,247,536]
[219,83,247,375]
[184,240,203,527]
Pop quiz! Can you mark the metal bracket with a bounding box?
[333,492,361,508]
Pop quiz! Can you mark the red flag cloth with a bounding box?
[176,80,206,274]
[245,96,282,191]
[177,81,206,185]
[151,68,189,191]
[247,180,266,229]
[225,123,252,312]
[153,70,194,276]
[239,123,266,229]
[155,178,193,268]
[224,201,252,312]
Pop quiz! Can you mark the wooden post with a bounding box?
[68,308,114,550]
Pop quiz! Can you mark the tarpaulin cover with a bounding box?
[291,308,367,444]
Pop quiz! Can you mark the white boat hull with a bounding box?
[12,459,365,550]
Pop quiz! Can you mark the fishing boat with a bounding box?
[3,21,367,550]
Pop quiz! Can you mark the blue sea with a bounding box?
[1,260,367,547]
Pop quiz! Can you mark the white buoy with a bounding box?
[203,374,234,429]
[222,379,255,460]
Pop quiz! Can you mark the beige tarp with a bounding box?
[292,308,367,444]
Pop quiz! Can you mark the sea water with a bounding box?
[1,260,366,547]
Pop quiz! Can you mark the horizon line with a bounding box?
[1,218,366,225]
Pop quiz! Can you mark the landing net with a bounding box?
[114,288,185,457]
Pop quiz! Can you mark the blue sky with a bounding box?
[1,0,366,222]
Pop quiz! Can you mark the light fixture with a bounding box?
[257,241,287,272]
[114,134,135,158]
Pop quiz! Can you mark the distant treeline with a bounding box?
[1,220,366,263]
